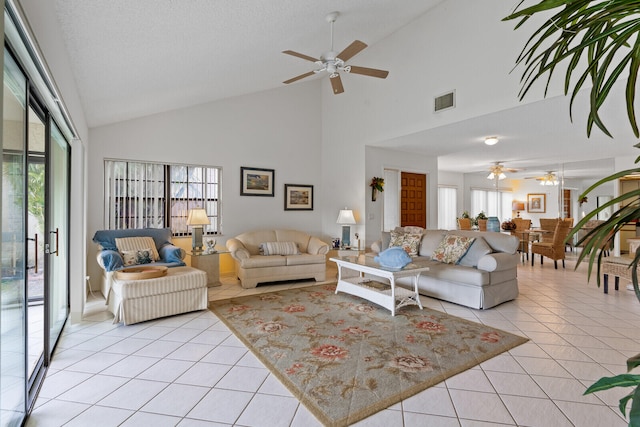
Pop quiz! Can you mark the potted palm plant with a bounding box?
[504,1,640,424]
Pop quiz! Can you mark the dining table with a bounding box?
[512,229,546,263]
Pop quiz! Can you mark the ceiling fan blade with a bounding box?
[330,74,344,95]
[337,40,367,62]
[346,65,389,79]
[282,50,319,63]
[283,71,315,85]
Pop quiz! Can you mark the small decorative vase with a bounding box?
[487,217,500,232]
[372,187,377,201]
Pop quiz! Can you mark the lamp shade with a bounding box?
[336,209,356,225]
[186,208,210,226]
[512,201,525,211]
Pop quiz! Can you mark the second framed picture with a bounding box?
[527,193,546,213]
[284,184,313,211]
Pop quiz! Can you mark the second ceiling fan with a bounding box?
[282,11,389,95]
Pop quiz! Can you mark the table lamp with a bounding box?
[186,208,210,251]
[336,208,356,248]
[512,201,525,217]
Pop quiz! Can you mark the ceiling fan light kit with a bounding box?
[282,11,389,95]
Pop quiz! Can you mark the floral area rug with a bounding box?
[209,284,528,427]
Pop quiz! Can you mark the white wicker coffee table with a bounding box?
[330,256,429,316]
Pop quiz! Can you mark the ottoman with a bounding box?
[602,256,638,294]
[110,266,208,325]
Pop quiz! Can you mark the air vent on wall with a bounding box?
[434,90,455,112]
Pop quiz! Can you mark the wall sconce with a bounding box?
[186,208,210,251]
[336,208,356,248]
[512,201,525,217]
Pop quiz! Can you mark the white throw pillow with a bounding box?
[259,241,299,256]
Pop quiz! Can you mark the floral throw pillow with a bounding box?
[389,231,422,256]
[389,231,405,248]
[121,248,154,266]
[432,235,476,264]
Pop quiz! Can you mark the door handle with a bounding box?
[27,234,38,272]
[45,228,59,256]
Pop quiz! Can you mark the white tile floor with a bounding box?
[26,256,640,426]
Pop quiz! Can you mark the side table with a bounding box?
[188,250,228,287]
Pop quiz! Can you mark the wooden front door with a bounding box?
[401,172,426,228]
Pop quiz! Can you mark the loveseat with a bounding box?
[226,229,330,288]
[93,228,207,324]
[371,228,520,309]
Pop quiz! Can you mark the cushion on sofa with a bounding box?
[239,255,287,268]
[121,248,154,266]
[275,230,311,253]
[389,231,422,256]
[419,231,446,256]
[457,237,493,267]
[259,241,299,256]
[285,253,327,266]
[93,228,173,252]
[116,236,160,261]
[432,235,475,264]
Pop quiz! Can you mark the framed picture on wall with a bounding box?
[284,184,313,210]
[527,193,546,213]
[240,167,274,196]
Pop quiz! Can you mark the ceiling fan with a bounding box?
[487,162,518,180]
[526,171,559,186]
[281,11,389,95]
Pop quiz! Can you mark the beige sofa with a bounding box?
[371,228,520,309]
[226,229,330,288]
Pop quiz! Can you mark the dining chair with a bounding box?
[511,218,532,258]
[538,218,560,243]
[531,220,572,269]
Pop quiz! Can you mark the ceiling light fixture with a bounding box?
[540,172,559,186]
[484,136,499,146]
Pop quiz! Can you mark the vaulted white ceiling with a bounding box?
[50,0,638,179]
[53,0,444,127]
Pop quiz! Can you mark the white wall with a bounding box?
[87,82,323,282]
[364,147,438,246]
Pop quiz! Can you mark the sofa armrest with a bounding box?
[159,244,185,264]
[96,250,124,272]
[371,240,383,254]
[226,238,251,260]
[477,252,518,272]
[307,236,329,255]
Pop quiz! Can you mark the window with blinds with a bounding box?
[438,186,458,230]
[470,188,513,221]
[104,160,221,236]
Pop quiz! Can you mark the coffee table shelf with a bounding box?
[330,256,429,316]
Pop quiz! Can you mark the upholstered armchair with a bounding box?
[531,220,572,268]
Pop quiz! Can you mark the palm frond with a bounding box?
[504,0,640,137]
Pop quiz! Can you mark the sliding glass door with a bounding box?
[1,48,27,427]
[47,123,69,353]
[1,47,71,425]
